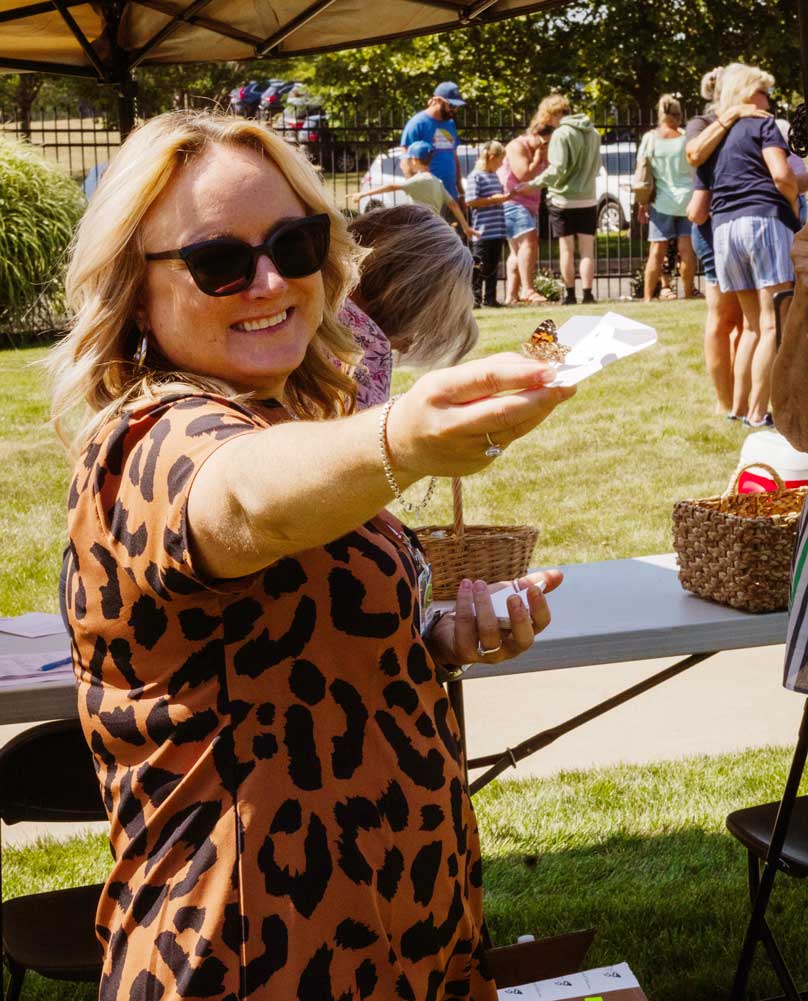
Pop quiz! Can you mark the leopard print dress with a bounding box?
[64,393,496,1001]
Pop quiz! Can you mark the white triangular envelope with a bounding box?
[546,312,656,387]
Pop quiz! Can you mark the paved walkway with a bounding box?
[2,642,801,847]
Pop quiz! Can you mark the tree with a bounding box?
[0,0,802,119]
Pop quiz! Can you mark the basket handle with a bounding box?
[451,477,465,539]
[725,461,786,496]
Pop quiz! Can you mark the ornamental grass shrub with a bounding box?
[0,138,85,342]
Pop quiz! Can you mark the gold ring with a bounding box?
[477,640,503,656]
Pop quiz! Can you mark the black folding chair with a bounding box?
[727,697,808,1001]
[1,719,107,1001]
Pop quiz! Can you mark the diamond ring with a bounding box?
[485,433,504,458]
[477,640,503,657]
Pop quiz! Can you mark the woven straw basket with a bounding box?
[415,478,538,599]
[672,463,807,613]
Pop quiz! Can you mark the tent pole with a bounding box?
[117,77,136,138]
[801,0,808,100]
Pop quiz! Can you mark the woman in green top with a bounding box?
[637,94,697,301]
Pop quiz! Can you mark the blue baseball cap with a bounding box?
[433,81,465,107]
[406,140,434,161]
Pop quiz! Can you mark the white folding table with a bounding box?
[1,558,789,779]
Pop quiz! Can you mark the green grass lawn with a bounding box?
[2,299,801,1000]
[4,746,806,1000]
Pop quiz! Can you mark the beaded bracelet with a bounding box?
[378,394,437,515]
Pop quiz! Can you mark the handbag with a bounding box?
[631,131,656,206]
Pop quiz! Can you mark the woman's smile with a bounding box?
[231,307,294,333]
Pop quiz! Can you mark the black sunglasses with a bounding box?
[145,213,330,297]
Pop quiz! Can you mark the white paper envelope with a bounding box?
[547,312,656,387]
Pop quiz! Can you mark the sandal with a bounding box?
[518,291,549,305]
[659,288,677,301]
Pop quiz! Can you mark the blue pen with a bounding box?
[40,656,72,672]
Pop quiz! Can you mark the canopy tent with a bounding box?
[2,0,808,134]
[0,0,570,131]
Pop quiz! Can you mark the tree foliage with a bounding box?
[0,0,802,118]
[0,139,85,337]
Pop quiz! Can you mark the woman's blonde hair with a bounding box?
[719,62,775,115]
[348,205,478,368]
[529,94,570,135]
[48,110,364,454]
[657,93,682,125]
[474,140,505,172]
[701,66,724,104]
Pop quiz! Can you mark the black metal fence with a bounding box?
[1,102,693,302]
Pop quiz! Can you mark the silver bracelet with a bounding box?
[378,394,437,515]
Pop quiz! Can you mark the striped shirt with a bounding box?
[465,169,508,240]
[784,498,808,692]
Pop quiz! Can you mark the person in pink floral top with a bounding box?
[339,297,392,408]
[346,204,479,409]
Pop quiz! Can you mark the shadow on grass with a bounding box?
[482,828,808,1001]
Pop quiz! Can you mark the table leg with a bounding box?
[447,677,468,785]
[468,651,715,795]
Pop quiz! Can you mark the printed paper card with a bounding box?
[498,962,647,1001]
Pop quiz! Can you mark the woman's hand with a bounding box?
[637,204,650,225]
[385,352,575,481]
[426,570,563,669]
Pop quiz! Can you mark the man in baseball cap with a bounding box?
[433,81,466,107]
[400,81,467,203]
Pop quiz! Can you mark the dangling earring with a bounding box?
[133,331,149,368]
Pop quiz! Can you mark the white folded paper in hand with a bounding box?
[545,312,656,388]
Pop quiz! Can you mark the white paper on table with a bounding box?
[546,312,656,388]
[0,652,73,688]
[0,612,66,638]
[498,963,640,1001]
[497,983,542,1000]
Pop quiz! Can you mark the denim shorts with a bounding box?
[714,216,794,292]
[648,205,691,242]
[691,220,716,283]
[504,201,537,240]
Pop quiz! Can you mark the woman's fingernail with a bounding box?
[473,579,487,593]
[460,579,473,591]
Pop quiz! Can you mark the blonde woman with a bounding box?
[702,63,802,426]
[637,94,696,301]
[48,111,573,1001]
[347,203,478,404]
[498,97,559,304]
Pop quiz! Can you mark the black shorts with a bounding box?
[548,203,597,237]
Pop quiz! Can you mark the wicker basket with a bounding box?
[415,478,538,599]
[672,463,807,613]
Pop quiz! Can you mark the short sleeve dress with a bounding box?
[63,392,496,1001]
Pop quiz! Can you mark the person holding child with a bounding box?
[352,140,478,241]
[497,103,554,305]
[465,140,512,307]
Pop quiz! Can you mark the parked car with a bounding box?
[358,140,638,233]
[228,80,272,118]
[275,87,357,172]
[258,80,299,121]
